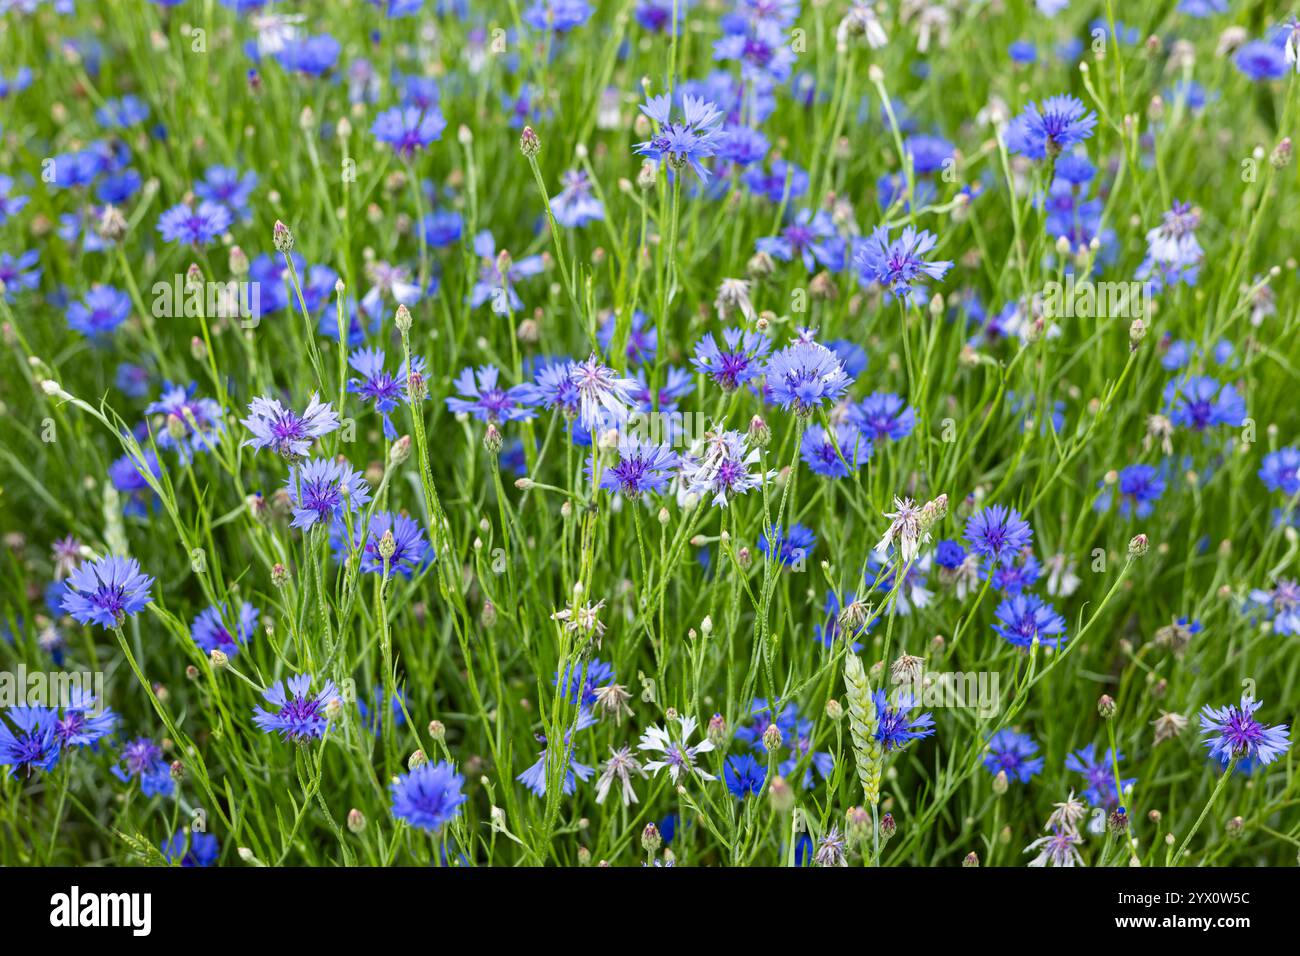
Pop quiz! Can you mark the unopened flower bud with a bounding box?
[427,720,446,741]
[1098,694,1116,719]
[641,822,661,853]
[347,808,366,833]
[408,749,428,770]
[520,126,540,157]
[272,219,294,252]
[1128,533,1149,557]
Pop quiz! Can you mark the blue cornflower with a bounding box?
[828,339,868,377]
[935,540,966,570]
[357,687,408,735]
[1009,40,1038,64]
[371,106,447,157]
[756,209,843,272]
[191,601,259,658]
[723,754,766,798]
[339,511,435,578]
[904,134,954,175]
[0,250,40,300]
[145,381,224,462]
[570,353,639,431]
[800,422,872,478]
[53,690,116,749]
[253,674,341,742]
[848,391,916,443]
[758,522,817,567]
[982,729,1044,783]
[715,124,769,165]
[855,225,952,299]
[420,208,463,247]
[1138,201,1202,291]
[872,689,935,752]
[1259,447,1300,496]
[1066,743,1134,808]
[157,200,232,245]
[1103,464,1166,518]
[286,457,370,531]
[391,761,467,831]
[0,174,29,224]
[519,719,598,796]
[61,555,154,630]
[195,166,258,221]
[763,339,852,416]
[713,18,796,85]
[348,348,427,439]
[597,310,657,366]
[556,658,616,707]
[992,594,1067,649]
[691,327,772,392]
[1244,579,1300,636]
[523,0,592,32]
[632,365,694,414]
[744,159,809,202]
[65,284,128,339]
[161,830,220,867]
[1201,694,1291,767]
[679,429,769,507]
[112,737,173,797]
[633,93,725,182]
[446,365,535,423]
[551,169,604,228]
[591,436,680,498]
[1235,40,1287,82]
[1007,95,1098,159]
[0,706,61,777]
[468,230,545,313]
[635,0,687,33]
[1164,375,1246,432]
[241,392,340,458]
[274,33,341,76]
[95,94,150,128]
[983,551,1042,595]
[963,504,1033,561]
[109,447,161,518]
[516,358,581,417]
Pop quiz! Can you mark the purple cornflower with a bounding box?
[756,209,842,272]
[51,535,82,580]
[390,761,467,831]
[1164,375,1246,432]
[1102,464,1166,518]
[635,0,686,33]
[964,504,1033,561]
[1235,40,1287,82]
[517,358,581,417]
[872,689,935,752]
[1006,94,1098,159]
[551,169,604,228]
[348,348,427,439]
[680,429,769,507]
[763,339,852,416]
[253,674,341,742]
[992,594,1067,650]
[241,393,341,458]
[691,327,772,392]
[1259,447,1300,496]
[982,729,1044,783]
[518,718,598,796]
[61,555,154,630]
[147,381,225,463]
[66,284,131,338]
[1201,694,1291,767]
[856,225,952,299]
[112,737,173,797]
[286,457,370,531]
[570,353,639,431]
[983,550,1042,595]
[1025,829,1083,867]
[157,200,233,245]
[340,511,435,578]
[632,365,694,414]
[713,18,796,86]
[1066,743,1134,808]
[848,391,916,442]
[0,706,61,777]
[445,365,536,423]
[758,522,817,567]
[591,436,680,498]
[191,601,259,658]
[633,93,725,181]
[54,689,117,749]
[371,106,447,157]
[723,754,766,798]
[744,159,809,203]
[800,422,872,478]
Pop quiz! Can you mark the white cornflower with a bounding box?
[595,746,645,806]
[1043,552,1081,598]
[1024,829,1084,867]
[638,714,716,783]
[551,598,607,642]
[876,496,929,564]
[714,278,755,323]
[570,353,638,432]
[1045,790,1087,834]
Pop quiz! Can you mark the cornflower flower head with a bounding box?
[148,381,225,463]
[390,761,467,831]
[340,511,435,578]
[590,436,680,498]
[112,737,173,797]
[633,93,725,181]
[982,729,1045,783]
[595,746,645,806]
[1025,829,1083,867]
[876,496,929,563]
[370,105,446,157]
[555,658,616,708]
[570,353,638,431]
[61,555,154,630]
[523,0,593,32]
[518,722,596,797]
[517,358,582,418]
[53,689,117,749]
[758,522,817,567]
[756,209,842,272]
[801,422,871,479]
[848,391,917,443]
[992,593,1067,650]
[764,339,852,416]
[723,753,766,798]
[594,310,657,366]
[551,168,604,228]
[1098,463,1166,518]
[1244,578,1300,636]
[551,596,608,642]
[51,534,83,580]
[1007,94,1098,159]
[66,284,131,338]
[814,825,848,867]
[1046,790,1087,834]
[815,590,869,652]
[191,601,259,658]
[348,348,427,439]
[195,165,258,220]
[639,714,717,783]
[0,249,41,301]
[1259,446,1300,496]
[161,830,220,867]
[713,17,796,86]
[285,456,370,531]
[445,365,535,424]
[714,277,756,322]
[1200,694,1291,767]
[691,326,772,392]
[964,504,1033,562]
[1235,39,1287,81]
[1065,743,1134,808]
[983,550,1042,595]
[679,428,770,507]
[0,705,61,777]
[1164,375,1246,431]
[873,689,935,752]
[157,200,232,245]
[241,392,340,459]
[253,674,341,742]
[855,225,952,299]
